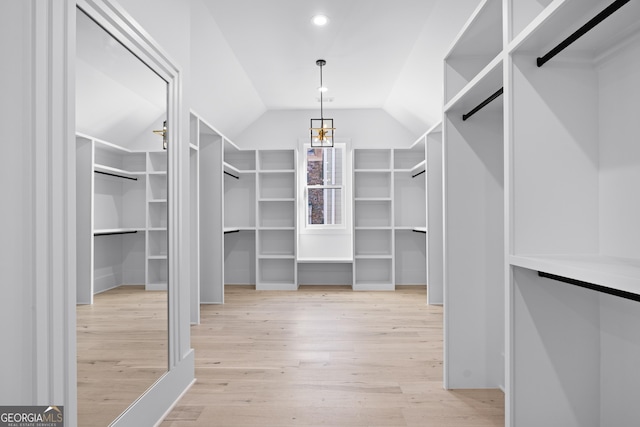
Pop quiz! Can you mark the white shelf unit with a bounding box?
[426,122,444,305]
[506,0,640,425]
[353,149,394,291]
[190,112,225,305]
[224,138,257,288]
[443,22,505,392]
[145,151,167,291]
[393,141,427,288]
[76,133,154,304]
[256,150,297,290]
[444,0,503,105]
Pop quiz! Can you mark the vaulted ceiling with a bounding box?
[200,0,479,134]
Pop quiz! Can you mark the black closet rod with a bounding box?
[224,229,240,234]
[536,0,630,67]
[224,171,240,180]
[538,271,640,303]
[94,230,138,236]
[412,170,426,178]
[94,170,138,181]
[462,88,503,121]
[412,229,427,234]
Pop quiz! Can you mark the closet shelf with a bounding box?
[148,255,167,260]
[355,226,393,230]
[297,257,353,263]
[258,254,296,260]
[148,227,167,232]
[258,226,295,231]
[148,171,167,176]
[93,228,144,236]
[94,164,143,180]
[149,199,167,203]
[510,254,640,297]
[189,143,198,151]
[354,168,392,173]
[410,160,426,177]
[355,254,393,260]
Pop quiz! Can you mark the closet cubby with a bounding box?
[224,139,256,171]
[148,229,167,257]
[147,258,167,290]
[148,151,167,173]
[148,174,167,201]
[257,258,296,289]
[354,258,393,290]
[148,202,167,229]
[354,149,391,170]
[258,200,295,229]
[93,172,146,230]
[258,172,295,200]
[507,1,640,425]
[94,138,146,176]
[354,229,393,257]
[258,229,295,257]
[259,149,295,171]
[354,200,392,228]
[444,0,503,104]
[509,0,554,42]
[354,171,391,199]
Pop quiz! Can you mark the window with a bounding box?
[305,144,345,227]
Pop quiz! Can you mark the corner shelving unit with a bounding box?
[256,149,297,290]
[443,0,504,391]
[393,139,427,289]
[506,0,640,425]
[353,149,394,290]
[76,133,161,304]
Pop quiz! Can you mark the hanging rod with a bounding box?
[94,170,138,181]
[224,229,240,234]
[94,230,138,236]
[537,0,630,67]
[462,88,503,121]
[224,171,239,180]
[538,271,640,303]
[412,229,427,234]
[412,170,426,178]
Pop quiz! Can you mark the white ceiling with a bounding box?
[201,0,479,133]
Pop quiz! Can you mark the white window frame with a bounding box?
[304,142,346,230]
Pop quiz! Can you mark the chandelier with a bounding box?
[310,59,335,147]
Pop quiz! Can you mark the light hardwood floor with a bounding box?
[162,286,504,426]
[77,285,168,426]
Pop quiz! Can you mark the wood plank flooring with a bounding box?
[162,286,504,426]
[76,285,168,427]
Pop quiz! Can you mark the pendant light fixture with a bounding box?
[310,59,334,147]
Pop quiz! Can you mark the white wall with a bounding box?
[236,108,418,149]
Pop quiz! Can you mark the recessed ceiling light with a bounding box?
[311,15,329,26]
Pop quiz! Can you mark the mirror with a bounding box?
[75,8,168,426]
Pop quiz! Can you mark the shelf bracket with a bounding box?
[462,88,503,121]
[94,170,138,181]
[224,171,240,180]
[536,0,630,67]
[538,271,640,303]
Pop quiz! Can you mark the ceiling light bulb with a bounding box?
[312,15,329,26]
[318,86,328,92]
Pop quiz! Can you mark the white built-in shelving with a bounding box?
[353,149,394,290]
[425,122,443,305]
[75,132,167,303]
[443,0,505,393]
[256,149,297,290]
[504,0,640,425]
[443,0,640,425]
[393,139,427,291]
